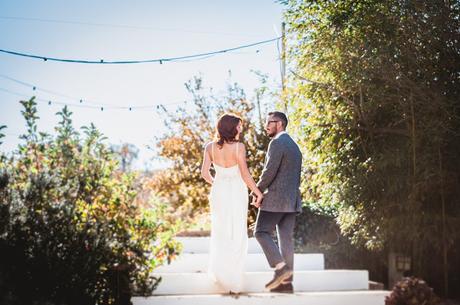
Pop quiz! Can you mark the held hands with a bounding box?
[251,192,263,208]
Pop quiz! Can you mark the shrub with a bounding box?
[0,98,180,305]
[294,207,387,285]
[385,277,441,305]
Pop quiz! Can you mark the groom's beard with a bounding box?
[266,127,278,138]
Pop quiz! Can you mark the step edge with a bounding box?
[153,270,369,276]
[133,290,390,298]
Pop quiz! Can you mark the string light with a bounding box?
[0,74,87,102]
[0,35,278,111]
[0,74,183,110]
[0,87,185,111]
[0,37,280,65]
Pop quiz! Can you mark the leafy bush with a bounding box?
[385,277,441,305]
[294,207,387,286]
[0,98,180,305]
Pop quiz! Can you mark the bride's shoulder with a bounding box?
[204,141,215,150]
[235,142,246,152]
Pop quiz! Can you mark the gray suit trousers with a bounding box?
[254,210,296,282]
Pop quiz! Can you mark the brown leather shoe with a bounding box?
[265,265,293,290]
[269,282,294,293]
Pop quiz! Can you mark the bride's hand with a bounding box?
[250,195,257,207]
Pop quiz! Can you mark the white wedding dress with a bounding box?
[208,143,248,293]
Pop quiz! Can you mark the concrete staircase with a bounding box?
[132,237,389,305]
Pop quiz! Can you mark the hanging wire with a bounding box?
[0,74,83,101]
[0,74,186,110]
[0,15,265,38]
[0,87,185,111]
[0,37,280,65]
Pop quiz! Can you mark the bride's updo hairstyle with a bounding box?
[215,113,242,148]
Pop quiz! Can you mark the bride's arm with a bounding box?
[201,143,214,185]
[237,144,263,200]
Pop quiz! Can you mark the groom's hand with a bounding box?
[251,195,262,208]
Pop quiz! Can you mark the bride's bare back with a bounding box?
[201,140,263,207]
[211,142,239,168]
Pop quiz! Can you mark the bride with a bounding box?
[201,113,263,293]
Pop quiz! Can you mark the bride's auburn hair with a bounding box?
[215,113,242,148]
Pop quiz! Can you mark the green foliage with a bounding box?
[284,0,460,295]
[0,125,6,146]
[150,74,274,225]
[294,207,387,285]
[385,277,441,305]
[0,98,180,305]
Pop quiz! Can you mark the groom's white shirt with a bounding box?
[273,131,287,140]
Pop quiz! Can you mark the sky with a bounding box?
[0,0,285,170]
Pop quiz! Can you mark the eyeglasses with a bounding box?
[265,120,280,125]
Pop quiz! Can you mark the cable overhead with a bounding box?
[0,86,185,111]
[0,37,280,65]
[0,15,265,37]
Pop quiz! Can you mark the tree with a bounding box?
[283,0,460,296]
[111,143,140,172]
[148,74,276,227]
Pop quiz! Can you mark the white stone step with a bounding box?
[155,253,324,273]
[152,270,369,295]
[133,290,389,305]
[176,237,263,253]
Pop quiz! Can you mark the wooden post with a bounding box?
[281,22,287,112]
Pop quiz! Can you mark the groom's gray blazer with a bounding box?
[257,133,302,213]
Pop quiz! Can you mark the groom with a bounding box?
[252,111,302,293]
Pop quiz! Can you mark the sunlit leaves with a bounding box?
[151,75,273,226]
[0,98,180,304]
[285,0,460,260]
